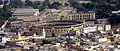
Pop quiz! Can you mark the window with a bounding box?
[76,15,79,17]
[72,18,74,20]
[80,15,82,17]
[52,30,54,32]
[39,30,41,31]
[55,30,57,32]
[83,15,84,17]
[0,38,2,42]
[83,18,84,20]
[49,30,51,32]
[80,18,81,20]
[88,15,90,17]
[72,16,74,17]
[46,30,48,32]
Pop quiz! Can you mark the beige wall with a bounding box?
[63,13,95,21]
[31,27,71,37]
[30,24,83,37]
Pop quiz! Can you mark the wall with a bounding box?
[64,12,95,21]
[83,27,97,33]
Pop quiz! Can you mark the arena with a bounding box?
[29,20,83,37]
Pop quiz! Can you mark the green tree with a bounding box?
[25,0,33,6]
[0,5,12,20]
[39,0,49,11]
[10,0,24,8]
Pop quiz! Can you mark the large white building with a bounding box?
[82,27,97,33]
[42,8,74,22]
[29,20,82,37]
[21,0,45,3]
[10,8,41,28]
[0,36,8,46]
[80,24,111,33]
[63,11,96,21]
[78,0,91,4]
[12,8,40,17]
[112,10,120,14]
[44,8,95,22]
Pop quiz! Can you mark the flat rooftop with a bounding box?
[12,8,39,16]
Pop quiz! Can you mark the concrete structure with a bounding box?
[97,24,111,31]
[77,0,91,4]
[112,10,120,14]
[12,16,40,22]
[98,37,108,42]
[44,9,95,22]
[21,0,45,3]
[0,36,8,46]
[97,18,109,24]
[12,8,40,17]
[49,0,69,4]
[10,8,40,27]
[8,28,46,42]
[79,24,111,33]
[63,11,96,21]
[41,8,74,22]
[29,20,83,37]
[82,27,97,33]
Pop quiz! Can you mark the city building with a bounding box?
[77,0,91,4]
[29,20,83,37]
[41,7,74,22]
[21,0,45,3]
[0,35,8,46]
[98,37,108,42]
[49,0,69,4]
[63,11,96,21]
[81,26,97,33]
[10,8,41,27]
[79,24,111,33]
[43,9,95,22]
[12,8,40,17]
[112,10,120,14]
[97,18,109,24]
[8,28,46,42]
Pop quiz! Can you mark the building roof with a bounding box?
[21,0,45,2]
[42,20,82,26]
[15,16,40,21]
[12,8,39,16]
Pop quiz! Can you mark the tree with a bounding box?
[39,0,49,11]
[48,2,61,9]
[25,0,33,6]
[0,5,12,20]
[10,0,24,8]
